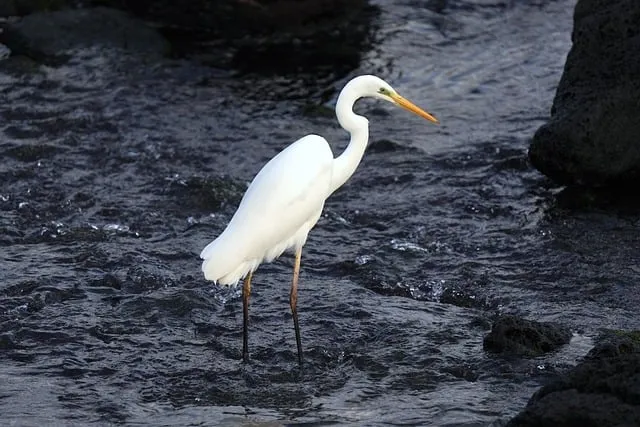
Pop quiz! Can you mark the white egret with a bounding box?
[200,74,439,364]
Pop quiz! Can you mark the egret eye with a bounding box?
[378,88,391,96]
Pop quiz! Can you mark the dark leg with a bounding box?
[290,248,303,365]
[242,271,253,363]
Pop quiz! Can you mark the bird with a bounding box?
[200,74,439,365]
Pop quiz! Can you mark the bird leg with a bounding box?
[242,271,252,363]
[290,248,303,365]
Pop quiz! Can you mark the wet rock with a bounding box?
[166,175,245,213]
[0,54,41,75]
[549,185,640,213]
[443,364,479,382]
[97,273,122,290]
[0,7,169,63]
[0,333,17,350]
[300,103,335,119]
[85,0,375,73]
[507,331,640,427]
[368,139,405,153]
[483,315,572,357]
[529,0,640,188]
[125,266,176,294]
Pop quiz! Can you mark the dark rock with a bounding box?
[0,7,169,63]
[300,103,335,119]
[99,273,122,290]
[507,331,640,427]
[0,0,69,17]
[483,315,572,357]
[367,139,404,153]
[0,54,41,76]
[549,185,640,213]
[88,0,369,38]
[0,333,17,349]
[85,0,376,73]
[0,1,17,16]
[166,176,246,213]
[529,0,640,188]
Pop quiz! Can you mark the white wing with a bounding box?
[200,134,334,283]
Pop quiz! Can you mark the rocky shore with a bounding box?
[521,0,640,418]
[0,0,376,73]
[529,0,640,189]
[507,330,640,426]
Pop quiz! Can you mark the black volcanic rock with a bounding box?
[87,0,369,39]
[508,331,640,427]
[0,7,169,63]
[85,0,375,73]
[529,0,640,188]
[483,315,572,357]
[0,0,375,73]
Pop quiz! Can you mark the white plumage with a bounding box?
[200,135,333,285]
[198,75,439,364]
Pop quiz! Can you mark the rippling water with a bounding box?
[2,0,639,425]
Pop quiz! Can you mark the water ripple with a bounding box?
[3,0,635,426]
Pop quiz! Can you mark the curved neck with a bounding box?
[329,85,370,194]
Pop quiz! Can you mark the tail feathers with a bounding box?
[200,235,241,283]
[201,257,220,284]
[200,235,224,260]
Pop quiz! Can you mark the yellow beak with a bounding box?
[391,93,439,124]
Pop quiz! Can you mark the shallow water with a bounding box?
[2,0,639,425]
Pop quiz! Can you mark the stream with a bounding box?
[2,0,640,425]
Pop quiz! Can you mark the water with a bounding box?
[2,0,639,425]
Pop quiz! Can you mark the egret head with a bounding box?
[376,82,439,124]
[353,75,440,124]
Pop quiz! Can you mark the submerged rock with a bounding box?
[165,175,246,213]
[483,315,572,357]
[529,0,640,188]
[508,331,640,427]
[0,7,169,63]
